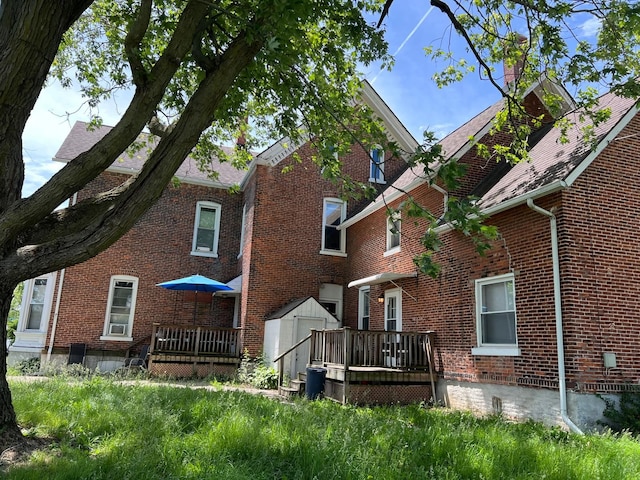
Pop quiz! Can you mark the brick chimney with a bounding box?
[503,34,528,86]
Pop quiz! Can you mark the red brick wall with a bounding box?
[49,172,243,353]
[344,111,640,393]
[559,113,640,389]
[239,141,407,354]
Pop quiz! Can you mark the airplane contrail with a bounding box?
[371,6,435,84]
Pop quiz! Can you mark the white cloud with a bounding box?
[580,17,602,38]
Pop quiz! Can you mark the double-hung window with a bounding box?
[369,146,385,184]
[102,275,138,341]
[26,279,48,330]
[472,273,520,356]
[321,198,346,255]
[385,212,401,254]
[192,201,221,257]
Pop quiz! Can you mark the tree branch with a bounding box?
[0,0,210,248]
[124,0,152,87]
[4,22,267,281]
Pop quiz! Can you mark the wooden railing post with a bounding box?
[150,323,159,354]
[343,327,350,404]
[194,327,201,356]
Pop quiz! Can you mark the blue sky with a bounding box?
[26,2,596,198]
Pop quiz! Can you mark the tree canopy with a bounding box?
[1,0,639,440]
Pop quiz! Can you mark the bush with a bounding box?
[237,352,278,390]
[13,357,41,375]
[601,390,640,435]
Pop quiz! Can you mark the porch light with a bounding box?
[377,293,385,303]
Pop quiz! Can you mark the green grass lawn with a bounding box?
[5,376,640,479]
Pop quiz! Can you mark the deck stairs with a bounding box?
[279,372,306,399]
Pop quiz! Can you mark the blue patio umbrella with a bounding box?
[157,274,233,323]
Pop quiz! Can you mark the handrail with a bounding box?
[274,333,313,390]
[273,333,312,363]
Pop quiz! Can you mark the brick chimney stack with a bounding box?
[503,34,528,86]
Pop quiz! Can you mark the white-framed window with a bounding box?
[320,198,346,256]
[369,146,385,184]
[191,201,221,257]
[358,287,370,330]
[385,212,401,255]
[319,283,343,321]
[472,273,521,356]
[384,288,402,331]
[238,203,247,258]
[101,275,138,341]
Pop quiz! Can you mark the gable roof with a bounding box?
[54,121,248,188]
[480,92,638,214]
[266,296,338,321]
[341,98,505,229]
[254,80,419,168]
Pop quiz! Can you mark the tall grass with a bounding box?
[6,377,640,479]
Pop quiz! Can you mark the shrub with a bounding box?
[236,352,278,389]
[13,357,41,375]
[601,390,640,435]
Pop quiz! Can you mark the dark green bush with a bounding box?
[601,390,640,435]
[13,357,41,375]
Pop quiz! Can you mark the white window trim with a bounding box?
[191,201,222,258]
[320,198,347,256]
[100,275,138,342]
[358,287,370,330]
[473,273,520,356]
[384,288,402,331]
[369,146,386,184]
[384,212,401,256]
[237,203,247,259]
[18,273,57,333]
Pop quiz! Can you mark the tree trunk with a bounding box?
[0,282,20,436]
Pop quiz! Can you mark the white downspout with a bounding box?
[47,192,77,363]
[431,183,448,214]
[527,198,583,434]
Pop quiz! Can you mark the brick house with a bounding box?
[11,77,640,430]
[340,84,640,430]
[10,82,412,376]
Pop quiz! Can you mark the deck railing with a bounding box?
[310,328,435,370]
[150,324,241,357]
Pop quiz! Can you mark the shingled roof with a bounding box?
[54,121,248,187]
[480,92,638,211]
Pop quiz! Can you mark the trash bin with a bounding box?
[305,367,327,400]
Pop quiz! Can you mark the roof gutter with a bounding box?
[527,198,583,435]
[434,180,569,235]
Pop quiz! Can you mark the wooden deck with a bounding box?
[148,324,241,377]
[278,328,437,405]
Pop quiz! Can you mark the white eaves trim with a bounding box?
[565,103,640,186]
[359,81,419,154]
[433,179,568,234]
[348,271,417,288]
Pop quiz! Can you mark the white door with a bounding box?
[384,289,402,366]
[291,317,325,378]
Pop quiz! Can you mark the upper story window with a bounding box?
[472,273,520,356]
[101,275,138,341]
[321,198,346,256]
[369,146,385,184]
[385,212,401,254]
[191,201,221,257]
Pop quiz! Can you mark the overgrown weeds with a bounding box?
[5,377,640,479]
[236,352,278,389]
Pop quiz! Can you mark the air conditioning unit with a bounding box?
[109,324,126,336]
